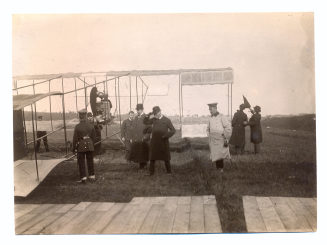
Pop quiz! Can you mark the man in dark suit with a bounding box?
[229,104,248,154]
[131,104,150,169]
[144,106,176,175]
[72,109,96,184]
[121,111,135,163]
[248,105,263,154]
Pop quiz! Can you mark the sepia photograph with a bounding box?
[11,12,316,235]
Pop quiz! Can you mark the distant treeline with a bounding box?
[262,114,316,132]
[20,111,78,121]
[19,111,316,132]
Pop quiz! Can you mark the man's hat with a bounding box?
[239,104,246,110]
[136,104,144,110]
[152,106,161,115]
[78,109,87,114]
[254,105,261,112]
[207,103,218,108]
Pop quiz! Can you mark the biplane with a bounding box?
[12,68,234,197]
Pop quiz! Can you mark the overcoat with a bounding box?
[229,110,248,147]
[130,113,150,162]
[144,115,176,161]
[121,118,134,141]
[248,113,262,144]
[207,113,232,161]
[121,118,134,160]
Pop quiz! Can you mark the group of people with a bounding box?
[72,104,176,183]
[229,104,263,154]
[121,104,176,175]
[71,101,262,183]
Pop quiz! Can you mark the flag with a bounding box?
[243,95,251,109]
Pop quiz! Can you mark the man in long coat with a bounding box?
[206,103,232,172]
[131,104,150,169]
[121,111,134,162]
[229,104,248,154]
[248,105,263,154]
[143,106,176,175]
[72,109,96,183]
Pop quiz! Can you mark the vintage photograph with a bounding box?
[12,13,316,234]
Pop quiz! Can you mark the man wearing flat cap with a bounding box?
[206,103,232,172]
[248,105,263,154]
[72,109,96,183]
[130,104,150,169]
[229,104,248,154]
[144,106,176,175]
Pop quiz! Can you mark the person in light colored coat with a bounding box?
[206,103,232,172]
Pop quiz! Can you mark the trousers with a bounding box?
[77,151,95,179]
[36,131,49,152]
[149,160,171,175]
[215,159,224,169]
[254,143,261,154]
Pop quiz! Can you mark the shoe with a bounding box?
[88,175,96,182]
[76,177,87,184]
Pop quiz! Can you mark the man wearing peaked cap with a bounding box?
[207,103,218,108]
[72,108,96,183]
[206,102,232,172]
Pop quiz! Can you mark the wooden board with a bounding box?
[15,195,222,234]
[270,197,312,232]
[242,196,267,232]
[85,203,126,234]
[153,196,179,233]
[172,197,192,233]
[243,196,316,233]
[189,196,205,233]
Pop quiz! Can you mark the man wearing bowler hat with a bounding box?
[72,109,96,183]
[144,106,176,175]
[207,103,232,172]
[131,104,150,169]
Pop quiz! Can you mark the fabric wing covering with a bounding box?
[181,69,233,86]
[13,92,63,110]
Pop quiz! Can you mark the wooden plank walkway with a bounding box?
[243,196,316,232]
[15,195,222,234]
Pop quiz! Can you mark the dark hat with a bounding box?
[78,109,87,114]
[239,104,246,110]
[152,106,161,115]
[254,105,261,112]
[136,104,144,110]
[207,103,218,108]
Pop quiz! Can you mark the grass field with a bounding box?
[15,121,316,233]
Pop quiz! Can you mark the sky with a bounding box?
[12,13,315,116]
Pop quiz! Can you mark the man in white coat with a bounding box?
[206,103,232,172]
